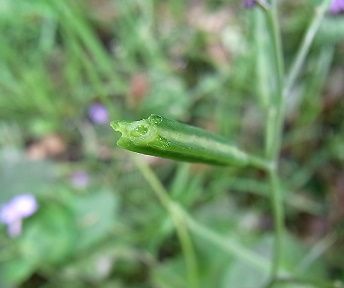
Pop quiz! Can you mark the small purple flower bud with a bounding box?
[71,170,90,189]
[0,194,38,237]
[243,0,257,8]
[0,194,38,224]
[329,0,344,14]
[10,194,39,218]
[88,103,109,124]
[0,203,19,224]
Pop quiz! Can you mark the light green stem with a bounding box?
[261,0,286,281]
[180,207,271,273]
[133,156,199,288]
[268,168,284,278]
[261,0,331,283]
[134,156,279,282]
[284,0,332,98]
[266,1,284,100]
[297,233,336,272]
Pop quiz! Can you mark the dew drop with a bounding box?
[131,124,148,137]
[149,114,163,125]
[158,136,170,148]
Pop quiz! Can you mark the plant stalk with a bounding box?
[268,168,284,278]
[261,0,286,281]
[284,0,332,98]
[262,0,330,282]
[133,156,199,288]
[135,157,274,274]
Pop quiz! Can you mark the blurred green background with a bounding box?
[0,0,343,287]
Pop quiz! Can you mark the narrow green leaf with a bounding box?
[111,114,268,169]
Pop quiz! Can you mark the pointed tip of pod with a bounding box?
[110,117,160,147]
[110,120,124,133]
[110,119,150,138]
[147,114,163,125]
[110,114,162,134]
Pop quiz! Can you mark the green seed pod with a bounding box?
[111,114,267,168]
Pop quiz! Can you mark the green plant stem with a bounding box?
[262,0,331,283]
[265,1,284,99]
[256,0,270,12]
[134,157,277,277]
[133,156,199,288]
[264,0,285,160]
[284,0,332,98]
[261,0,286,281]
[180,208,271,273]
[268,168,284,278]
[297,233,336,272]
[254,8,271,109]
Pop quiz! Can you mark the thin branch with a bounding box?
[283,0,332,97]
[133,156,199,288]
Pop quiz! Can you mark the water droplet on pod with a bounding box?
[149,115,163,125]
[158,136,170,148]
[131,124,148,137]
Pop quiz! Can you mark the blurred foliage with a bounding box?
[0,0,343,287]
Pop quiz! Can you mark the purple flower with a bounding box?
[0,194,38,237]
[71,170,89,189]
[329,0,344,14]
[243,0,256,8]
[88,103,109,124]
